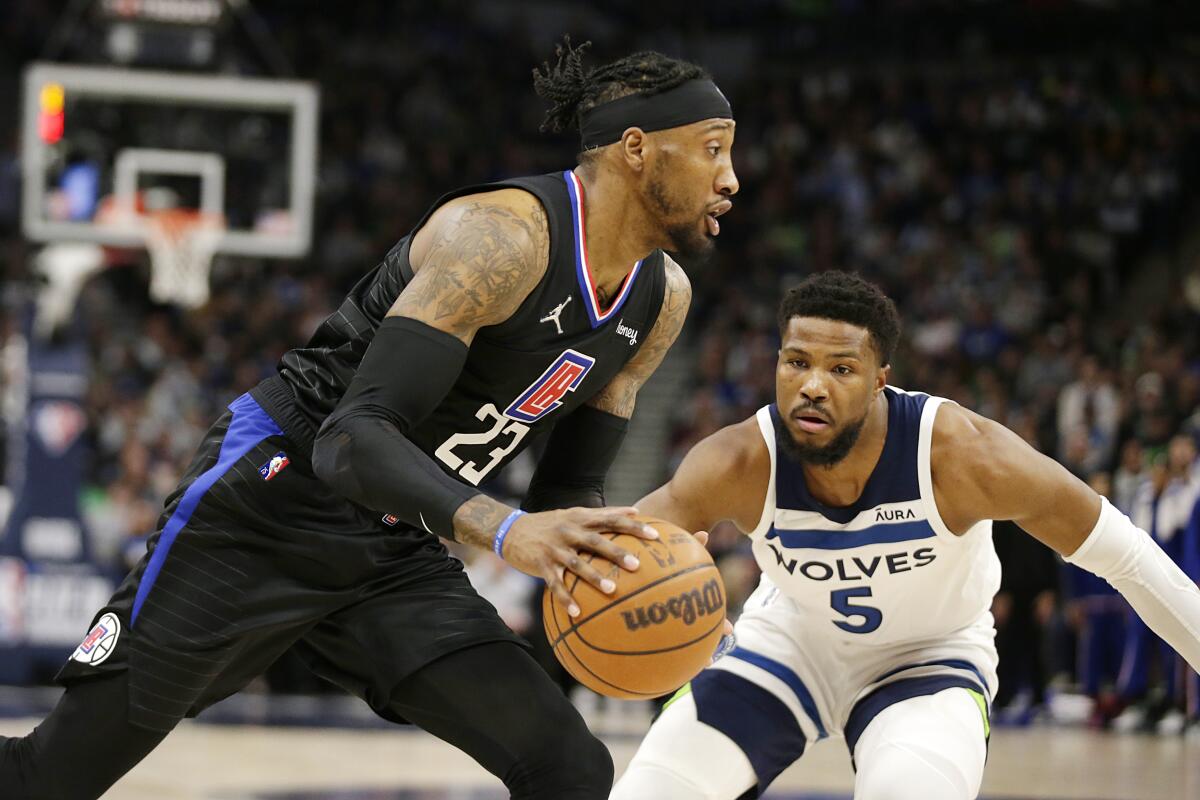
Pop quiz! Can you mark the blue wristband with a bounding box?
[492,509,525,560]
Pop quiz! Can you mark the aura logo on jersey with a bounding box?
[621,578,724,631]
[503,349,595,423]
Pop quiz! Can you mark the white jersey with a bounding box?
[615,388,1004,797]
[745,388,1002,648]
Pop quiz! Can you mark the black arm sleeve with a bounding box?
[312,316,481,540]
[521,405,629,512]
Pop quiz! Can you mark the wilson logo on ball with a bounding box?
[542,517,727,699]
[621,578,724,630]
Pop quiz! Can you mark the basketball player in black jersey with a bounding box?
[0,41,738,799]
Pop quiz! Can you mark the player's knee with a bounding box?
[612,760,727,800]
[505,707,613,798]
[568,725,615,793]
[612,693,759,800]
[854,741,974,800]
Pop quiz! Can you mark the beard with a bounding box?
[778,411,868,468]
[664,219,715,262]
[647,175,716,263]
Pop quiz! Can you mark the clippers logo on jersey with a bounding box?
[381,513,399,526]
[503,349,596,423]
[258,452,290,481]
[71,612,121,665]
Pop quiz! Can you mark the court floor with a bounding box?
[3,708,1197,800]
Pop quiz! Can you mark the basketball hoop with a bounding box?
[144,209,225,309]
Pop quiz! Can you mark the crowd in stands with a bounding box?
[664,14,1200,730]
[2,2,1199,725]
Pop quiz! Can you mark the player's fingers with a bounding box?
[693,530,710,547]
[595,536,642,572]
[586,511,659,540]
[710,629,737,665]
[602,505,640,516]
[723,618,734,636]
[559,547,616,595]
[573,530,640,572]
[545,566,580,618]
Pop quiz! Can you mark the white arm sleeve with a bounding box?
[1065,496,1200,671]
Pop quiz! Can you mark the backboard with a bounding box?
[21,61,318,259]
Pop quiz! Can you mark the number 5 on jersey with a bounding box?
[831,587,883,634]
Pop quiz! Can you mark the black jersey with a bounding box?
[251,170,667,487]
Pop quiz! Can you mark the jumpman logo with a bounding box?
[540,295,572,335]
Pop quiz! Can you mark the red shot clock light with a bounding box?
[38,82,65,144]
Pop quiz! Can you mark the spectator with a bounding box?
[1057,356,1120,471]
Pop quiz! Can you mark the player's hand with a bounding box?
[689,529,732,634]
[504,506,659,617]
[711,630,737,665]
[688,528,736,649]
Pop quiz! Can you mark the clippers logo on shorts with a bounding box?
[71,612,120,665]
[258,452,290,481]
[381,513,400,526]
[503,349,595,423]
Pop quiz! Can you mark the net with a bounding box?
[144,208,225,308]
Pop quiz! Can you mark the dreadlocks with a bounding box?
[532,37,709,142]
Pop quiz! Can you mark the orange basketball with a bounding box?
[542,516,726,699]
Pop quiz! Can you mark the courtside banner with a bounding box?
[0,311,114,681]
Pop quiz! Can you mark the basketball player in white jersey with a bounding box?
[611,271,1200,800]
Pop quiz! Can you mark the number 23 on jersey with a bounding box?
[435,350,595,485]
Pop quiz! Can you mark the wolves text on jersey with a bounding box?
[763,543,937,582]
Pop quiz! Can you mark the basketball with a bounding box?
[542,516,726,699]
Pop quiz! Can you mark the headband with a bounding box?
[578,78,733,149]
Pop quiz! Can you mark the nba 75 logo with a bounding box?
[503,350,595,423]
[259,451,290,481]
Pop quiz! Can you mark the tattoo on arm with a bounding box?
[588,256,692,418]
[452,493,515,550]
[391,198,550,341]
